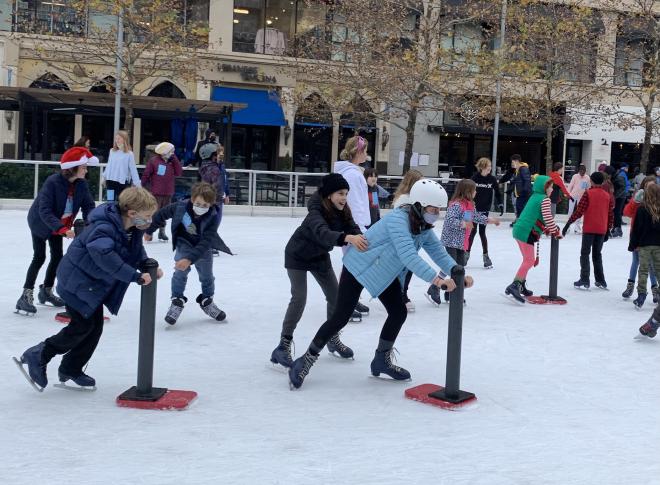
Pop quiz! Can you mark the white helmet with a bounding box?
[409,179,448,208]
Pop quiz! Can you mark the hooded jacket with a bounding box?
[56,203,147,318]
[333,160,370,232]
[512,175,560,243]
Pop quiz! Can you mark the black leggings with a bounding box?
[312,267,407,350]
[23,234,64,289]
[402,270,413,302]
[468,213,489,254]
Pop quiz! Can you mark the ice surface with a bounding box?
[1,210,658,484]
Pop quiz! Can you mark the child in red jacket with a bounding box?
[562,171,614,289]
[549,162,572,211]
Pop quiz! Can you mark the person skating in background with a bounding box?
[16,147,97,316]
[469,157,504,269]
[334,135,371,318]
[271,174,367,368]
[144,182,230,325]
[194,128,218,166]
[141,142,183,242]
[505,176,562,304]
[562,171,614,290]
[428,178,499,306]
[609,164,628,238]
[392,169,424,312]
[548,162,573,213]
[655,166,660,185]
[632,167,645,192]
[364,168,381,228]
[198,143,231,256]
[14,188,161,391]
[627,182,660,310]
[288,179,473,389]
[566,165,591,234]
[509,154,532,223]
[102,130,140,201]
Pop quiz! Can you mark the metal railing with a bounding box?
[0,159,516,213]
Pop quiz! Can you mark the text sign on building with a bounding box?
[217,63,277,84]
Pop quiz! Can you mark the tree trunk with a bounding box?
[640,98,655,174]
[402,106,418,174]
[123,98,134,140]
[545,122,553,175]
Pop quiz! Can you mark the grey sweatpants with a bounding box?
[281,268,339,337]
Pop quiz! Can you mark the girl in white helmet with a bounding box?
[288,179,474,389]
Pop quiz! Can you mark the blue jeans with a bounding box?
[171,247,215,299]
[629,251,657,286]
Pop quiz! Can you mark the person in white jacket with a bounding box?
[333,135,372,318]
[103,130,141,201]
[566,164,591,234]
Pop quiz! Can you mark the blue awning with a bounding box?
[211,87,285,127]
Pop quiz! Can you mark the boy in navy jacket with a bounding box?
[145,182,230,325]
[16,187,161,391]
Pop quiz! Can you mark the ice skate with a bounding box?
[425,285,442,307]
[270,336,294,369]
[196,294,226,322]
[15,288,36,316]
[483,253,493,269]
[520,280,534,297]
[355,301,369,315]
[349,310,362,322]
[54,370,96,391]
[594,281,608,290]
[37,285,65,307]
[165,296,187,325]
[288,350,318,389]
[157,227,169,242]
[574,279,590,290]
[504,281,525,305]
[652,285,659,304]
[633,293,647,310]
[327,333,354,360]
[622,280,635,299]
[212,249,220,257]
[635,318,659,340]
[370,348,411,381]
[13,342,47,391]
[405,300,415,313]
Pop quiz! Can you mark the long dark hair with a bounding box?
[408,203,433,235]
[320,192,354,224]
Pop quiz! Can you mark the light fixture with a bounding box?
[283,120,292,146]
[233,19,239,24]
[601,138,609,146]
[381,126,390,151]
[266,19,273,25]
[4,110,13,130]
[233,8,249,14]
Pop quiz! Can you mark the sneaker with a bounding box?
[595,281,608,290]
[639,318,659,338]
[370,347,411,381]
[622,280,635,299]
[652,285,659,304]
[574,279,590,290]
[20,342,48,388]
[355,301,369,315]
[327,333,354,359]
[288,350,318,389]
[633,293,647,310]
[58,370,95,387]
[405,301,415,312]
[165,296,187,325]
[520,280,534,297]
[483,253,493,269]
[426,285,442,306]
[270,336,294,368]
[505,281,525,304]
[349,310,362,322]
[37,285,65,307]
[196,294,226,321]
[15,288,37,315]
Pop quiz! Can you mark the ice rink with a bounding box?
[1,209,658,484]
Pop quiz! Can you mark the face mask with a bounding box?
[193,205,209,216]
[132,216,152,228]
[209,135,216,142]
[423,212,439,225]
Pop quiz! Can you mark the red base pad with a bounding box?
[116,390,197,411]
[526,296,567,305]
[404,384,477,410]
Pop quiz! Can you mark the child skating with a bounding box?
[470,157,504,269]
[270,174,367,368]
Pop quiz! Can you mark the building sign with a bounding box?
[217,63,277,84]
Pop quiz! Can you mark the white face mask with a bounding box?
[423,212,439,224]
[193,206,209,216]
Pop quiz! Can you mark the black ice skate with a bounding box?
[165,296,187,325]
[13,342,47,392]
[483,253,493,269]
[652,285,659,304]
[54,370,96,391]
[504,281,525,304]
[633,292,647,310]
[327,333,354,359]
[37,285,65,307]
[288,351,318,389]
[349,310,362,322]
[355,301,369,315]
[270,336,294,368]
[520,280,534,297]
[370,348,411,381]
[622,280,635,299]
[595,281,608,290]
[15,289,37,316]
[197,294,226,321]
[157,228,169,242]
[426,285,442,307]
[574,279,590,290]
[635,318,659,339]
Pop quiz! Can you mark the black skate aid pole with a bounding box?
[428,264,475,404]
[549,237,559,298]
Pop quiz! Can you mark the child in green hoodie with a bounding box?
[505,176,562,304]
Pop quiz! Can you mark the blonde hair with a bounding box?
[475,157,491,172]
[113,130,132,153]
[340,135,368,161]
[393,169,423,203]
[118,187,157,214]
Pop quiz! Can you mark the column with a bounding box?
[209,0,234,53]
[133,118,142,164]
[74,114,83,141]
[331,114,340,170]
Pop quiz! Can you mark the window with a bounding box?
[13,0,85,36]
[440,22,487,71]
[233,0,293,55]
[233,0,265,53]
[615,37,648,87]
[294,0,328,59]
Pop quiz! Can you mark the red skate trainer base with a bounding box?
[526,295,567,305]
[405,384,477,410]
[116,390,198,411]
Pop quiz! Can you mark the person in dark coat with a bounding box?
[270,173,366,369]
[193,128,218,166]
[470,157,504,268]
[16,187,161,390]
[610,164,628,238]
[16,147,97,316]
[145,182,231,325]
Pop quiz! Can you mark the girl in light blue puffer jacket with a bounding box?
[288,179,475,389]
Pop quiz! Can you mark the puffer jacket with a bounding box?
[343,206,457,297]
[333,160,370,232]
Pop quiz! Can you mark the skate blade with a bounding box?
[266,362,290,374]
[369,375,412,383]
[327,351,354,360]
[53,382,96,392]
[573,286,590,291]
[502,293,525,306]
[12,357,44,392]
[595,286,609,291]
[633,333,654,341]
[484,265,493,270]
[14,309,36,316]
[424,294,441,308]
[348,317,362,323]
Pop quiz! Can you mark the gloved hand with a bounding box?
[562,223,571,237]
[498,204,504,216]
